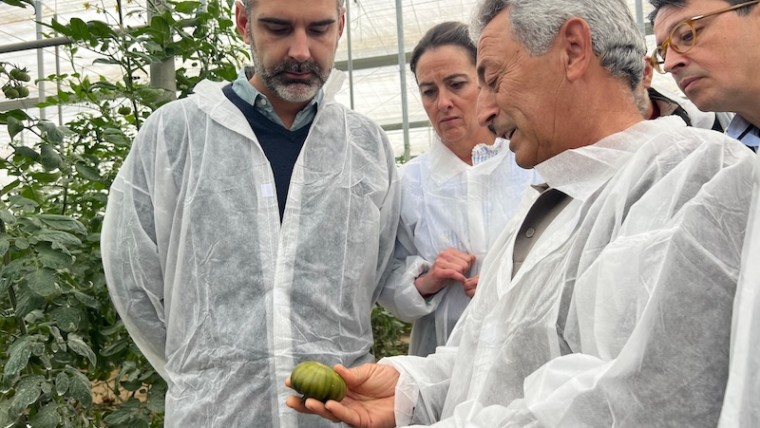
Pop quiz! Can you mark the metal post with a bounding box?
[395,0,410,161]
[148,0,177,102]
[35,0,46,120]
[635,0,645,35]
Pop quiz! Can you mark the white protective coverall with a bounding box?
[381,117,756,427]
[101,79,400,427]
[378,139,538,356]
[719,151,760,427]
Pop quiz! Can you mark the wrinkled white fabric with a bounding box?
[719,151,760,427]
[378,138,538,356]
[382,117,755,427]
[101,79,400,427]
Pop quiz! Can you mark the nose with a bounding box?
[437,90,454,112]
[477,88,498,129]
[288,29,312,62]
[662,48,687,74]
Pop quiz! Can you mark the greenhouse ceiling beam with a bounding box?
[0,36,71,55]
[381,120,429,132]
[334,52,412,72]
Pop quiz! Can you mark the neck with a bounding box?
[564,78,645,150]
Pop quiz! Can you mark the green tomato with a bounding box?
[3,87,19,99]
[290,361,347,402]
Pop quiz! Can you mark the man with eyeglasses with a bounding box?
[651,3,760,427]
[649,0,760,150]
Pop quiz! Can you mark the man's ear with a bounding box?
[559,17,592,82]
[338,9,346,38]
[235,1,250,43]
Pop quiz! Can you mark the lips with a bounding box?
[440,116,460,124]
[678,76,701,93]
[499,127,515,140]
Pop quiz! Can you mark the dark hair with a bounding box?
[245,0,345,16]
[409,21,477,78]
[648,0,758,23]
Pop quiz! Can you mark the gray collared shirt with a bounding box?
[230,66,323,131]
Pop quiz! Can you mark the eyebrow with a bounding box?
[257,17,337,26]
[418,73,470,88]
[476,63,487,84]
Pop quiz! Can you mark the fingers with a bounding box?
[302,397,344,423]
[463,275,478,298]
[416,249,476,295]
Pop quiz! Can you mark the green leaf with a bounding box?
[65,368,92,409]
[14,237,29,250]
[72,290,99,309]
[100,320,125,336]
[0,208,15,224]
[0,234,9,257]
[28,402,60,428]
[0,401,15,428]
[1,179,22,197]
[67,334,97,366]
[35,229,83,250]
[14,283,46,317]
[146,381,167,413]
[9,375,43,415]
[4,337,33,377]
[37,121,64,144]
[69,18,90,41]
[75,162,104,182]
[175,1,201,14]
[37,243,74,269]
[40,143,63,171]
[38,214,87,234]
[51,306,80,332]
[102,128,132,147]
[7,116,24,139]
[55,372,69,396]
[26,267,58,298]
[1,0,35,8]
[13,145,40,162]
[100,339,129,357]
[86,20,116,38]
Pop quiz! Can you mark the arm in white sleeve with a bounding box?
[101,119,169,379]
[380,345,458,426]
[377,214,446,322]
[522,161,753,427]
[401,147,753,428]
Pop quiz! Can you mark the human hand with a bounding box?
[463,275,478,298]
[286,363,399,428]
[414,248,475,297]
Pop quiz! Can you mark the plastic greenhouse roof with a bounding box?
[1,0,672,159]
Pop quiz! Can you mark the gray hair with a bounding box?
[648,0,758,23]
[473,0,646,89]
[244,0,346,16]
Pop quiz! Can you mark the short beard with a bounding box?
[249,32,331,103]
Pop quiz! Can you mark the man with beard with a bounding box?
[100,0,400,426]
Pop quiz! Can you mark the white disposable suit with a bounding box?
[101,79,401,427]
[381,117,756,427]
[378,139,538,356]
[719,151,760,427]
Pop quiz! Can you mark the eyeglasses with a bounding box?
[650,0,760,73]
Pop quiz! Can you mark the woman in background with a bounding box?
[378,21,539,357]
